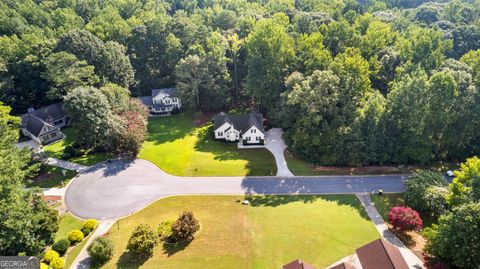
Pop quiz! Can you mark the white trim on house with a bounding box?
[242,125,265,144]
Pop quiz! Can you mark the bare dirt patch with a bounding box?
[389,226,427,262]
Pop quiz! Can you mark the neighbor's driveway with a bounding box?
[65,159,408,220]
[265,128,294,177]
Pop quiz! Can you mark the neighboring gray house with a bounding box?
[213,110,265,145]
[20,103,67,145]
[140,88,182,116]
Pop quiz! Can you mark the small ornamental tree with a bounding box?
[171,211,200,242]
[388,206,423,232]
[87,237,114,265]
[126,224,158,258]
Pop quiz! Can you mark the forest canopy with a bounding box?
[1,0,480,165]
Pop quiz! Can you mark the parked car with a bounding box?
[446,170,455,177]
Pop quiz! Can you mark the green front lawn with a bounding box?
[43,128,112,166]
[54,213,96,269]
[26,166,76,188]
[55,214,83,242]
[139,114,277,176]
[100,195,379,269]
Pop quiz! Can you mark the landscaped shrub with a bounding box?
[52,239,70,256]
[87,237,114,265]
[83,219,98,230]
[388,206,423,232]
[40,262,49,269]
[126,224,158,258]
[68,230,84,244]
[157,220,174,241]
[404,170,448,216]
[50,257,65,269]
[171,211,200,242]
[43,250,60,264]
[64,146,76,156]
[81,227,92,236]
[61,152,71,159]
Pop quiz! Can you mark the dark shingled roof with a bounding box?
[213,110,264,135]
[356,239,409,269]
[21,103,66,123]
[21,114,57,137]
[152,88,176,99]
[139,96,153,106]
[20,103,65,136]
[329,262,355,269]
[283,259,316,269]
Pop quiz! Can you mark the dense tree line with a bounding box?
[0,103,58,256]
[0,0,479,165]
[404,158,480,268]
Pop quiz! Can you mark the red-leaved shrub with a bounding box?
[388,206,423,232]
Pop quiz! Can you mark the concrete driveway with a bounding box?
[265,128,294,177]
[65,159,409,220]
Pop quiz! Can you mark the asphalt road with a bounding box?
[65,159,409,219]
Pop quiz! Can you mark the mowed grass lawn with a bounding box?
[43,128,112,166]
[139,114,277,176]
[100,195,379,269]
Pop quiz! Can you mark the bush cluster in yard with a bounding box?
[43,250,59,263]
[405,170,449,216]
[388,206,423,232]
[157,220,174,241]
[68,230,84,244]
[87,237,114,266]
[49,257,65,269]
[81,227,91,236]
[52,239,70,256]
[171,211,200,242]
[83,219,98,230]
[127,224,158,258]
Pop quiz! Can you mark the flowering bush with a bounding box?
[68,230,84,244]
[388,206,423,232]
[82,219,98,230]
[50,257,65,269]
[43,250,59,264]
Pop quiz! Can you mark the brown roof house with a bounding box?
[283,259,317,269]
[286,238,410,269]
[355,239,409,269]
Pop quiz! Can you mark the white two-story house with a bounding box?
[213,110,265,145]
[140,88,181,116]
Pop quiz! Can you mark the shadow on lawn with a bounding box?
[145,114,196,145]
[194,125,276,176]
[116,251,150,269]
[244,194,371,220]
[162,240,192,257]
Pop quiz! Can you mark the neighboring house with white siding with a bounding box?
[140,88,181,116]
[20,103,67,145]
[213,110,265,145]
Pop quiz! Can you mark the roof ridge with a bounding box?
[379,239,396,268]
